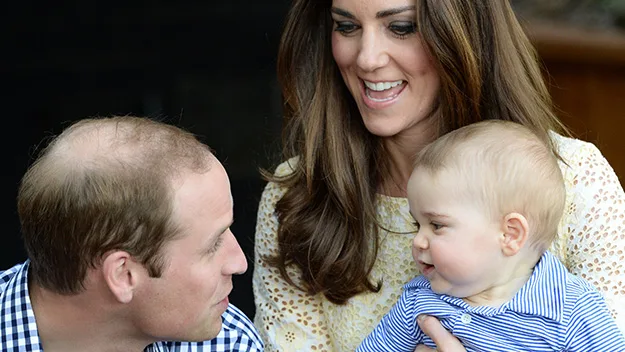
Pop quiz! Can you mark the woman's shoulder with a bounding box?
[550,131,623,227]
[258,157,299,208]
[550,132,616,178]
[551,132,601,162]
[273,156,299,177]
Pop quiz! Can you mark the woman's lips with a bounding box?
[361,80,406,109]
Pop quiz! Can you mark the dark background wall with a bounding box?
[3,1,290,320]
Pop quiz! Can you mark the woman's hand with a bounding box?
[414,315,466,352]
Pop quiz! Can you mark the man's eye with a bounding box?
[207,235,224,255]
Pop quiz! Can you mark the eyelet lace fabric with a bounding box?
[253,134,625,351]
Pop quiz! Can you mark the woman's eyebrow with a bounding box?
[376,5,416,18]
[330,7,354,19]
[331,5,416,19]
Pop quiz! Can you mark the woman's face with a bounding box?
[331,0,440,138]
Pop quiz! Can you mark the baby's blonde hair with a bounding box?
[414,120,565,254]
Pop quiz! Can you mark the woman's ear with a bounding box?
[500,212,529,256]
[101,251,141,304]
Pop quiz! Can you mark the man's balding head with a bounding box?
[18,116,215,294]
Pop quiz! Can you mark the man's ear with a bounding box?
[101,251,141,304]
[500,212,529,256]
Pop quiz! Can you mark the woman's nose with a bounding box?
[356,28,390,72]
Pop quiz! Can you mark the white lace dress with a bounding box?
[253,134,625,352]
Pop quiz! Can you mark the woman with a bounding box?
[253,0,625,350]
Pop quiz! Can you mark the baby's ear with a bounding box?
[500,213,529,256]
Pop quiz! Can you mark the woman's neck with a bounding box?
[379,125,437,197]
[378,147,412,197]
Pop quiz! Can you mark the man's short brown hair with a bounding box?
[18,116,213,294]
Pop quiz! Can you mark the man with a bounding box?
[1,116,264,351]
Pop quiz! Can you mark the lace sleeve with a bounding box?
[557,140,625,332]
[252,160,334,352]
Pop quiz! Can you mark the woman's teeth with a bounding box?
[364,80,403,91]
[366,91,395,102]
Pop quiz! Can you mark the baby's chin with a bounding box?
[429,281,482,300]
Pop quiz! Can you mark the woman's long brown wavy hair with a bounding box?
[263,0,569,304]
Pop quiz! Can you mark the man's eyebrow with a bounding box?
[216,219,234,237]
[376,5,416,18]
[203,219,233,253]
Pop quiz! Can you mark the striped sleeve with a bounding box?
[356,288,424,352]
[563,291,625,351]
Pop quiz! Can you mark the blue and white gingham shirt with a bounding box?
[358,251,625,352]
[0,261,264,351]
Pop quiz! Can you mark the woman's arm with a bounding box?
[414,315,466,352]
[557,140,625,332]
[253,164,334,352]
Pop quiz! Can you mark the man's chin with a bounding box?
[182,321,224,342]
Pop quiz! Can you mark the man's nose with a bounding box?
[223,230,248,275]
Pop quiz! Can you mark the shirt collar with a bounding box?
[1,260,43,351]
[505,251,566,321]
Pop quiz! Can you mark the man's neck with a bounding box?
[29,281,153,352]
[42,340,149,352]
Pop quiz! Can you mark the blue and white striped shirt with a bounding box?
[358,251,625,352]
[0,261,264,351]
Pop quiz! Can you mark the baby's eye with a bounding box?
[431,222,444,230]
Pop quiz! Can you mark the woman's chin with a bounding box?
[362,120,404,138]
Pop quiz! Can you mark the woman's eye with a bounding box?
[334,21,359,35]
[389,22,416,38]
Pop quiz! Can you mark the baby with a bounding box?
[357,120,625,351]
